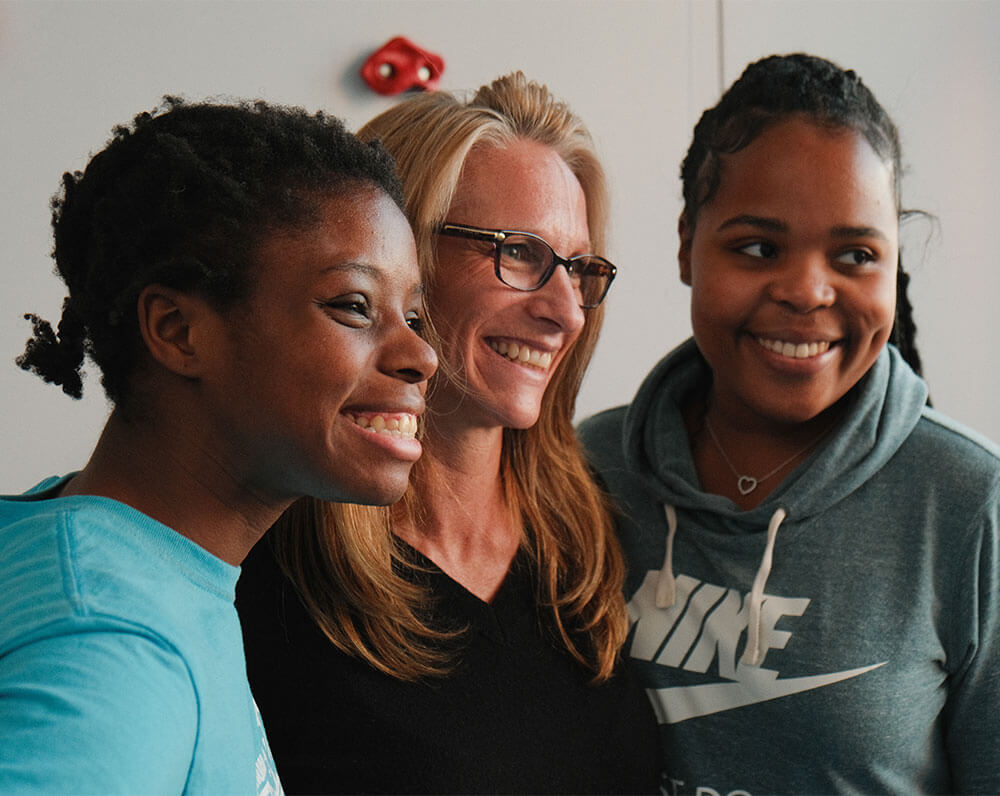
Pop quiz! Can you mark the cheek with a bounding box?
[879,274,898,328]
[857,273,898,339]
[291,328,367,398]
[428,309,475,376]
[690,273,741,329]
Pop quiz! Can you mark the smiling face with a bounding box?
[429,139,589,431]
[680,118,898,430]
[202,186,437,506]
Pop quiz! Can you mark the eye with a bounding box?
[320,294,370,325]
[737,241,779,259]
[405,310,426,336]
[502,242,530,261]
[499,236,548,268]
[834,248,877,266]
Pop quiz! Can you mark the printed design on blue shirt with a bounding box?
[628,571,885,724]
[254,700,284,796]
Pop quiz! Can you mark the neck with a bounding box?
[61,409,286,565]
[686,393,841,510]
[393,421,520,601]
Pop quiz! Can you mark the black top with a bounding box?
[237,538,662,795]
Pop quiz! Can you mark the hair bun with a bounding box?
[16,300,86,398]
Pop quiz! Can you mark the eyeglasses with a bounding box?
[434,222,617,309]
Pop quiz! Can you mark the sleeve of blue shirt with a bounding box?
[0,628,198,794]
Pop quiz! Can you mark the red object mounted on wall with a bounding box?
[360,36,444,96]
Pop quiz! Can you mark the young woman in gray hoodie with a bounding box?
[579,53,1000,795]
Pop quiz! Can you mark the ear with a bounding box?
[678,212,693,286]
[136,284,218,379]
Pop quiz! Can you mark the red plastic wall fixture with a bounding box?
[360,36,444,96]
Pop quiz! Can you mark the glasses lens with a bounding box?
[570,256,615,308]
[495,232,615,308]
[496,234,552,290]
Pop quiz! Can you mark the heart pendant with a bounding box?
[737,476,757,495]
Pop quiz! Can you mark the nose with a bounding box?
[527,264,586,334]
[382,322,438,385]
[769,253,836,312]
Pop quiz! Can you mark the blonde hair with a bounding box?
[272,73,627,681]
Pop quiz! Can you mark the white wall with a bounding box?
[1,0,997,492]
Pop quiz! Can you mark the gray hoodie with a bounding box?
[578,338,1000,795]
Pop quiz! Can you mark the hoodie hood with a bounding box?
[624,338,929,529]
[621,337,928,665]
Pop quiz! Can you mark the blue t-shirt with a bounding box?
[0,476,282,795]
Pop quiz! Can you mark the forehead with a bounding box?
[705,118,897,227]
[448,139,588,240]
[252,188,418,290]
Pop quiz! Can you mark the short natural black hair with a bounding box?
[681,52,901,223]
[680,53,924,378]
[18,96,404,405]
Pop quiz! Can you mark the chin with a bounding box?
[348,490,407,507]
[354,478,411,507]
[500,398,546,430]
[318,467,412,508]
[504,413,543,431]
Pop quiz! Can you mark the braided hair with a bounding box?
[680,53,924,377]
[17,97,403,405]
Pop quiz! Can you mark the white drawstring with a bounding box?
[740,507,788,667]
[655,503,788,667]
[655,504,678,608]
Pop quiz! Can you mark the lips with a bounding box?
[756,337,833,359]
[344,412,419,438]
[488,339,554,370]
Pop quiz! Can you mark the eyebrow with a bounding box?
[320,262,380,278]
[830,225,889,241]
[717,215,889,241]
[320,261,426,298]
[716,215,786,233]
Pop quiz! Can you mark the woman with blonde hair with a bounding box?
[237,72,661,794]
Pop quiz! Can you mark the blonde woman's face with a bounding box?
[429,139,588,432]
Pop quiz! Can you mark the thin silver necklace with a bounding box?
[703,416,830,496]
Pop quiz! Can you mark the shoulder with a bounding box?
[0,496,100,651]
[576,405,629,463]
[906,408,1000,496]
[0,497,200,686]
[882,408,1000,556]
[0,629,197,792]
[2,494,235,661]
[915,406,1000,458]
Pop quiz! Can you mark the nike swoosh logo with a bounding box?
[647,662,887,724]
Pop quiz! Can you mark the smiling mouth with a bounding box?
[345,412,419,438]
[488,340,554,371]
[756,337,833,359]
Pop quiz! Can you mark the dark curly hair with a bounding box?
[681,53,924,378]
[17,96,404,405]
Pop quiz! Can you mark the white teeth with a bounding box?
[757,338,831,359]
[489,340,553,371]
[348,413,418,439]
